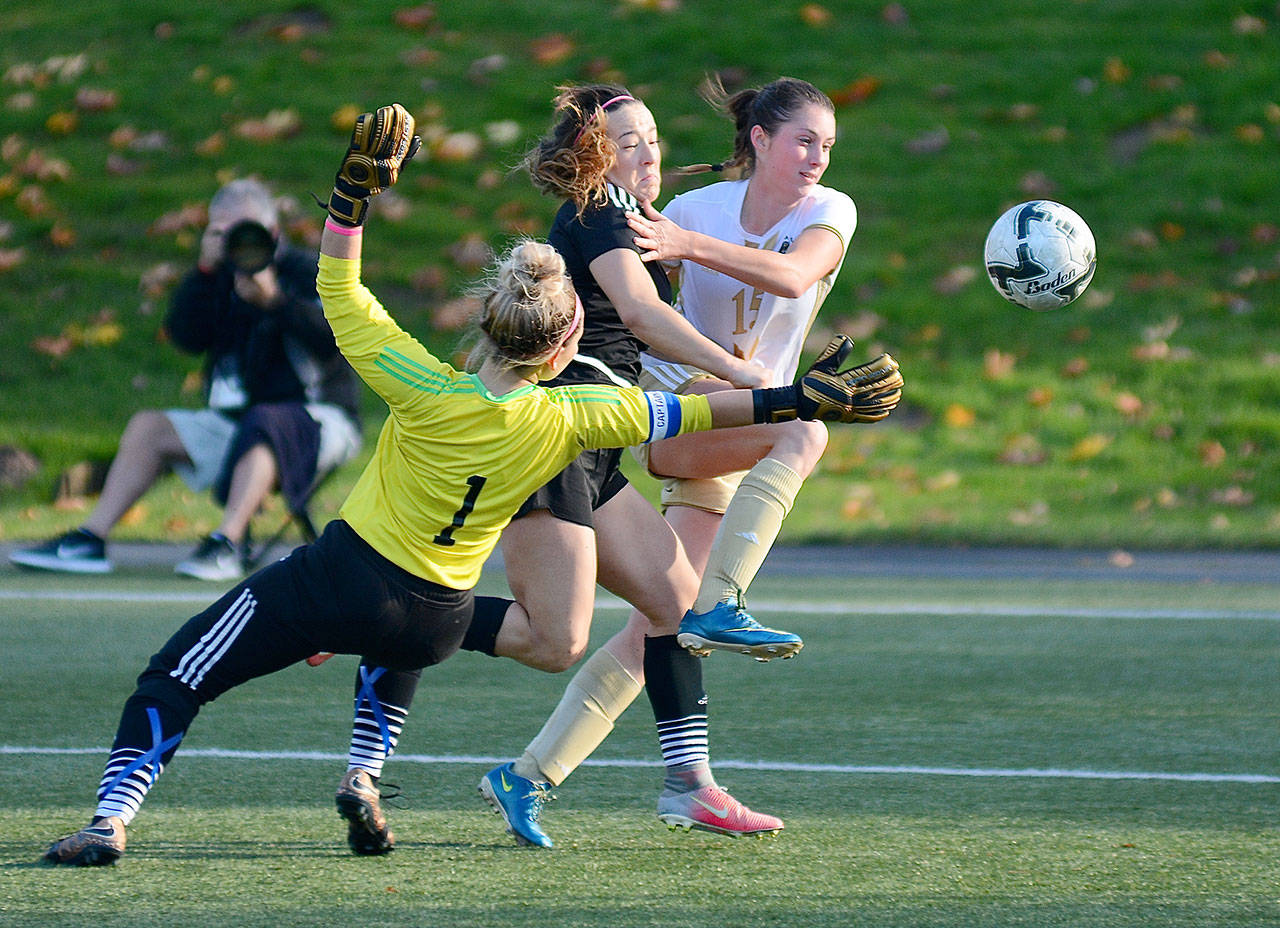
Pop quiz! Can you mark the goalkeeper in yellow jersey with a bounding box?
[42,104,901,865]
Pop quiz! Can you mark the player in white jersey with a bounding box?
[481,78,877,847]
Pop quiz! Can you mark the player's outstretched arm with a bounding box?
[320,103,421,261]
[703,335,903,430]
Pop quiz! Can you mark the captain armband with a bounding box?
[641,391,684,443]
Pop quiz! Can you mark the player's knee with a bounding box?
[526,635,590,673]
[777,418,828,475]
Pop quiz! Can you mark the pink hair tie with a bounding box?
[324,217,363,237]
[573,94,636,145]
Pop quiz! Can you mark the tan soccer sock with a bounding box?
[694,457,803,613]
[512,647,643,786]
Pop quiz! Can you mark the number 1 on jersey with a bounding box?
[433,475,487,546]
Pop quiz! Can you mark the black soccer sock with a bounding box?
[461,596,511,656]
[643,634,714,792]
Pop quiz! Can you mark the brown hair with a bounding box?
[467,239,578,374]
[523,84,638,213]
[680,76,835,177]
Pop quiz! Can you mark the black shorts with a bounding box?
[512,446,630,528]
[141,520,474,707]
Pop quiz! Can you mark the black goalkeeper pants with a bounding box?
[115,519,475,762]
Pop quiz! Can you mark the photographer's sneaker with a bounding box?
[42,816,126,866]
[677,601,803,661]
[478,763,554,848]
[10,528,111,574]
[335,768,395,855]
[656,785,783,838]
[175,533,242,582]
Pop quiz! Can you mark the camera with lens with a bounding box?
[223,220,278,275]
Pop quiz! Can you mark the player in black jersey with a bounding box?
[328,86,899,851]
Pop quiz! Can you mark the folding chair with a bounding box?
[240,463,339,570]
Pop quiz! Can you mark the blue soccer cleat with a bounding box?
[676,601,803,661]
[478,763,555,848]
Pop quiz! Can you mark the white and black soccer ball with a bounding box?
[983,200,1096,311]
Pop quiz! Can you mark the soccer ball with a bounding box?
[983,200,1096,311]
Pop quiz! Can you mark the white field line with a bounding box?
[5,745,1277,784]
[2,587,1280,621]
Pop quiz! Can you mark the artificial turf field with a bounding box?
[1,553,1277,927]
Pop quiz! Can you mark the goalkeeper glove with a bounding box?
[753,335,903,424]
[327,103,422,227]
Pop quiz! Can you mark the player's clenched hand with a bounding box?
[326,103,422,227]
[798,336,903,423]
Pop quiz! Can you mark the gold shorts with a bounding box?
[634,361,749,514]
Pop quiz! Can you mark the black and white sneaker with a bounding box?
[174,533,242,582]
[10,528,111,574]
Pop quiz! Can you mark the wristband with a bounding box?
[324,217,363,237]
[752,385,802,424]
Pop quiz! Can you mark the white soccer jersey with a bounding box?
[648,179,857,385]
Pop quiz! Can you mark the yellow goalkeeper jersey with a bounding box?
[318,254,711,590]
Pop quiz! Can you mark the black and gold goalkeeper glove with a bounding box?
[753,336,903,424]
[327,103,422,227]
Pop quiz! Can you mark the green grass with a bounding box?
[2,563,1278,927]
[2,0,1280,548]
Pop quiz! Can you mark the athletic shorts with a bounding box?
[138,519,475,708]
[633,362,749,515]
[513,446,630,528]
[166,404,361,493]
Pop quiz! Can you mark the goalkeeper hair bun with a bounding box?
[469,240,578,372]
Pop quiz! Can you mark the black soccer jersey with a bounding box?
[546,182,671,387]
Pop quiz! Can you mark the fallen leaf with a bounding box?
[431,295,481,330]
[924,470,960,492]
[1113,392,1144,417]
[1061,357,1089,377]
[394,4,437,29]
[445,233,491,270]
[881,3,909,25]
[944,403,975,428]
[828,76,881,107]
[484,119,521,146]
[235,108,302,142]
[15,185,49,217]
[106,152,142,175]
[48,223,75,247]
[800,4,831,26]
[1008,500,1049,526]
[74,87,119,112]
[0,246,26,272]
[983,348,1016,379]
[1231,13,1266,35]
[433,131,482,162]
[139,262,182,297]
[331,104,362,133]
[998,433,1047,466]
[905,126,948,154]
[194,132,225,156]
[933,264,975,295]
[1068,434,1111,461]
[530,34,574,65]
[1027,386,1054,407]
[1103,57,1130,83]
[1198,440,1226,467]
[45,111,78,135]
[149,203,207,235]
[1210,485,1254,506]
[33,333,74,358]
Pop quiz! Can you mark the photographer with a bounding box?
[11,178,362,581]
